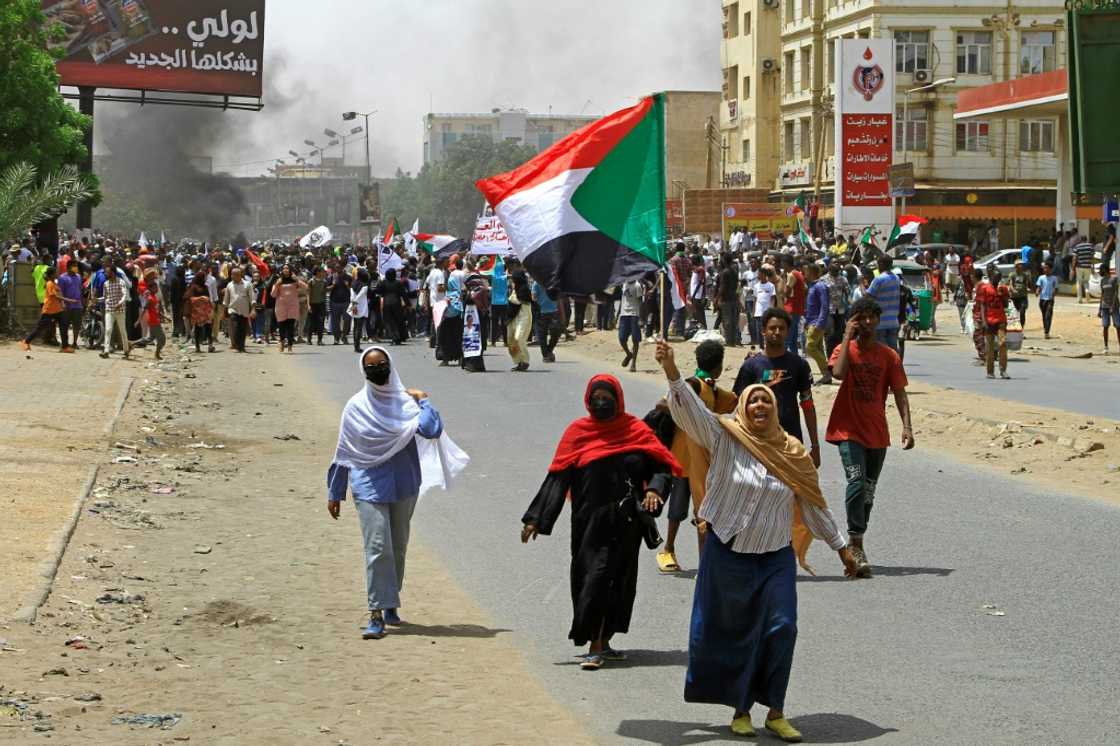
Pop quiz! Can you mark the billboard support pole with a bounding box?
[77,86,95,230]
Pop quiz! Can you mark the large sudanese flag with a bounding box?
[475,94,668,296]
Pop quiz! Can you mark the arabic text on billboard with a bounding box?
[44,0,265,97]
[834,39,894,230]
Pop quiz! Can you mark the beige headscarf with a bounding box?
[718,384,825,573]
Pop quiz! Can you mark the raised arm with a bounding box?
[655,340,721,450]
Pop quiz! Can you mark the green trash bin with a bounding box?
[915,289,934,331]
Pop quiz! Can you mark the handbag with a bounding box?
[616,476,664,550]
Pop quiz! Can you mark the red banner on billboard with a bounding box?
[44,0,265,98]
[839,114,891,207]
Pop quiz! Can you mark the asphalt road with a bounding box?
[901,338,1120,421]
[301,342,1120,746]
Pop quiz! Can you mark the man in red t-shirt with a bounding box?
[782,256,807,354]
[974,268,1010,379]
[826,295,914,578]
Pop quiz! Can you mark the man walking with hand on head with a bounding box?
[826,296,913,579]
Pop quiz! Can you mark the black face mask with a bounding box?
[588,399,617,421]
[363,363,391,386]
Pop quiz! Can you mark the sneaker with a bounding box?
[1102,348,1110,356]
[362,613,386,640]
[851,545,872,578]
[986,372,995,379]
[999,371,1011,380]
[383,608,402,626]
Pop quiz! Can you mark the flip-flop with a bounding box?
[580,654,604,670]
[656,551,681,573]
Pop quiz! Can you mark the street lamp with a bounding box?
[898,77,955,215]
[901,77,956,152]
[343,109,378,183]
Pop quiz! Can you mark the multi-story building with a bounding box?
[722,0,1071,245]
[423,109,598,165]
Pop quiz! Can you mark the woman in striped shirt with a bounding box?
[656,339,857,743]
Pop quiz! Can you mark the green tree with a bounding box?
[0,0,97,190]
[0,161,95,240]
[383,137,537,238]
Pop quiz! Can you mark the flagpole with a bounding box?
[659,270,667,340]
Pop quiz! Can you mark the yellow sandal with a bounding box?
[656,551,681,573]
[765,717,803,742]
[730,714,755,736]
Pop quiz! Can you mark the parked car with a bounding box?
[891,242,969,264]
[973,248,1024,277]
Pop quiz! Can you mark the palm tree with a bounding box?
[0,162,95,241]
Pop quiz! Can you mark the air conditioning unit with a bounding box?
[914,69,931,83]
[762,58,778,72]
[762,0,779,8]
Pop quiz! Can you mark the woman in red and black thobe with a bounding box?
[521,375,682,670]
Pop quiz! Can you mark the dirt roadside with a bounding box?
[0,344,595,745]
[561,312,1120,507]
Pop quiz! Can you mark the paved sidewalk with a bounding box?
[0,342,136,621]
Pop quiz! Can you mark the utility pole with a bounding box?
[77,86,95,230]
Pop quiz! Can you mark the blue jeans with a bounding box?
[875,326,899,352]
[785,313,801,354]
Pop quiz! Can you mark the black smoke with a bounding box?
[97,104,251,240]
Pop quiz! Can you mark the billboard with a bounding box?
[834,39,894,231]
[721,203,798,241]
[1068,5,1120,193]
[44,0,265,97]
[359,183,380,224]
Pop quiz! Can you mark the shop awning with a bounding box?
[954,70,1068,121]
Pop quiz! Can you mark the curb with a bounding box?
[12,376,135,624]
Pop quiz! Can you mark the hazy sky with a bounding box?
[95,0,722,178]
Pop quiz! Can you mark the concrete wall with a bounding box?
[662,90,721,197]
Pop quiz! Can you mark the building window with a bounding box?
[743,138,752,162]
[801,0,810,20]
[800,117,812,159]
[744,11,751,35]
[784,120,795,160]
[1020,120,1054,152]
[894,30,929,73]
[858,28,870,39]
[1020,31,1056,75]
[895,105,928,152]
[785,0,794,25]
[784,52,795,94]
[827,38,835,82]
[956,31,992,75]
[800,47,811,91]
[724,2,739,37]
[824,115,835,156]
[956,120,990,152]
[723,64,739,100]
[743,75,751,99]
